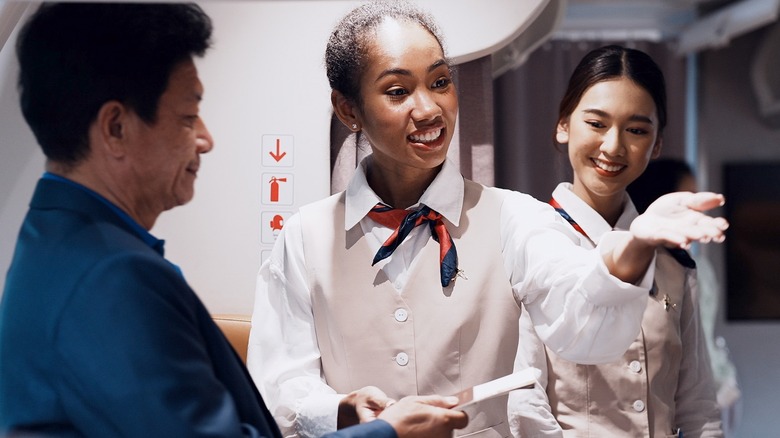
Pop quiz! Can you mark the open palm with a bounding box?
[630,191,729,249]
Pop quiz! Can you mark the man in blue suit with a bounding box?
[0,3,467,437]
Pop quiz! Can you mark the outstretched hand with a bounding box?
[630,191,729,249]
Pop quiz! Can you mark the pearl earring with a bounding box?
[352,123,358,130]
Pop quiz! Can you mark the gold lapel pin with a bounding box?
[662,294,677,312]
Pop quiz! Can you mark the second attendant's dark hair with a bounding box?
[557,45,667,139]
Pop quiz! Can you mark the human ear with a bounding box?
[331,90,362,132]
[555,119,570,144]
[94,100,128,158]
[651,135,663,158]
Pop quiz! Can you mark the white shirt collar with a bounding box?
[551,182,638,244]
[344,156,464,230]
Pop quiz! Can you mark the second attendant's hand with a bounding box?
[630,191,728,249]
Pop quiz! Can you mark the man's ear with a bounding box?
[331,90,362,132]
[555,118,570,145]
[94,100,129,158]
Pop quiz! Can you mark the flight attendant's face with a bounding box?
[558,77,662,208]
[353,18,458,175]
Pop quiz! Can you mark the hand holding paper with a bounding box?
[453,368,540,409]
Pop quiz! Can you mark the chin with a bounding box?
[174,189,196,206]
[417,155,446,170]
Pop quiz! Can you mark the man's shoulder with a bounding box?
[31,178,155,248]
[24,203,153,262]
[5,199,177,315]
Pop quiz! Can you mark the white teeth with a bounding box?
[594,159,624,172]
[409,129,442,143]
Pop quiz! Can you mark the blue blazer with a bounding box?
[0,178,394,438]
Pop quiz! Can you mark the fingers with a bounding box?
[338,386,393,428]
[685,214,729,244]
[652,215,729,249]
[404,394,460,409]
[378,396,469,437]
[650,191,725,213]
[357,386,393,408]
[695,215,729,242]
[445,408,469,430]
[397,395,468,429]
[432,408,469,433]
[684,191,725,211]
[634,191,729,248]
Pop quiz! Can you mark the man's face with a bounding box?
[125,58,213,214]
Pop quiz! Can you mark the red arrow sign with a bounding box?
[269,138,287,162]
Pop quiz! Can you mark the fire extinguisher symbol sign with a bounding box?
[262,173,293,205]
[268,176,286,202]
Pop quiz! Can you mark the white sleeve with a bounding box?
[509,307,564,438]
[501,190,650,364]
[246,213,343,438]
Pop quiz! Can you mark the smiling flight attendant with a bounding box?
[247,3,729,438]
[509,45,724,438]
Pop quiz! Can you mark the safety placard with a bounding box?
[262,173,294,206]
[261,211,292,243]
[262,135,294,167]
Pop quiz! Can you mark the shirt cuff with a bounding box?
[586,231,653,306]
[294,392,345,437]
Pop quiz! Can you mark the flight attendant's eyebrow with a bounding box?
[375,58,449,83]
[581,108,655,125]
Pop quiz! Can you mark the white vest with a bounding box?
[299,180,520,437]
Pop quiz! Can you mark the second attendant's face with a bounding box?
[354,18,458,174]
[558,77,662,206]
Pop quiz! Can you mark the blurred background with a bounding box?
[2,1,779,435]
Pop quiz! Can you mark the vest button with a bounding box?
[395,352,409,366]
[394,308,409,322]
[629,360,642,373]
[632,399,645,412]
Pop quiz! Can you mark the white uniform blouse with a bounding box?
[248,159,654,437]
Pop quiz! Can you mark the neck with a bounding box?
[366,160,441,209]
[570,184,625,227]
[594,199,624,227]
[47,160,160,230]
